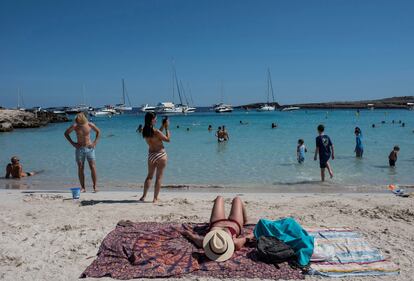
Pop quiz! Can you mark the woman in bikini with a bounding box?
[181,196,254,261]
[140,112,170,203]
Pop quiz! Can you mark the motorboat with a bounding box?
[66,104,92,114]
[257,104,275,111]
[281,106,300,111]
[213,103,233,113]
[155,102,186,114]
[140,104,156,112]
[90,105,118,117]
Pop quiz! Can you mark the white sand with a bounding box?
[0,189,413,281]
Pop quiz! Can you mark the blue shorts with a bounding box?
[76,147,96,163]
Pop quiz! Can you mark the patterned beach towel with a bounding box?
[307,228,400,277]
[81,221,304,280]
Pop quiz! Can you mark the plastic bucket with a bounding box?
[70,187,81,199]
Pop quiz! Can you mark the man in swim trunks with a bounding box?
[181,196,254,261]
[5,156,36,179]
[64,112,100,192]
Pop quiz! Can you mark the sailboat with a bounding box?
[66,84,93,114]
[212,81,233,113]
[257,68,276,111]
[16,88,25,111]
[114,79,133,112]
[156,65,193,114]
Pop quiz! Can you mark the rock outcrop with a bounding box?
[0,109,70,132]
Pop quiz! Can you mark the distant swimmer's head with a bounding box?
[75,113,88,125]
[317,124,325,133]
[11,156,19,164]
[143,112,156,138]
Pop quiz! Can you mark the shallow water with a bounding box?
[1,109,413,191]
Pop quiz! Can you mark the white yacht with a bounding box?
[66,104,92,114]
[90,105,118,117]
[213,103,233,113]
[257,68,276,112]
[140,104,156,112]
[281,106,300,111]
[155,102,187,114]
[257,104,275,111]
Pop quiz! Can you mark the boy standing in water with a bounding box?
[314,124,334,181]
[297,139,307,163]
[388,146,400,167]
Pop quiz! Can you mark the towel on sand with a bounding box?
[81,221,304,280]
[254,218,314,266]
[306,227,400,277]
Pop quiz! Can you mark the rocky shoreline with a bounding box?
[0,109,70,132]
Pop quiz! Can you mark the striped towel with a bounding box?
[306,228,400,277]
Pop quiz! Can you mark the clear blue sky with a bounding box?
[1,0,413,107]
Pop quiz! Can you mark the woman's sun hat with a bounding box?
[203,229,234,262]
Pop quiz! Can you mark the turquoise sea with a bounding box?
[1,109,413,191]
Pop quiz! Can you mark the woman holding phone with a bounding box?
[140,112,170,203]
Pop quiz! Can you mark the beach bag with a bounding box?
[257,236,296,264]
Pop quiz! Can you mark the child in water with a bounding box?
[354,127,363,157]
[388,146,400,167]
[314,124,334,181]
[297,139,307,163]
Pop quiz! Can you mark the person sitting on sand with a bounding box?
[181,196,254,262]
[140,113,170,203]
[5,156,36,179]
[64,112,101,193]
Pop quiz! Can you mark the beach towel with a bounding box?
[307,227,400,277]
[81,221,304,280]
[254,218,314,266]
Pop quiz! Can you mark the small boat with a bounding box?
[66,104,92,114]
[213,103,233,113]
[90,105,118,117]
[281,106,300,111]
[257,104,275,111]
[367,103,375,110]
[114,79,133,112]
[407,103,414,110]
[140,104,156,112]
[155,102,186,114]
[257,68,276,112]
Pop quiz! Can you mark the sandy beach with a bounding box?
[0,189,412,281]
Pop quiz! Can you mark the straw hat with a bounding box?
[203,229,234,262]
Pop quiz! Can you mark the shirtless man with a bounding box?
[64,112,100,192]
[5,156,36,179]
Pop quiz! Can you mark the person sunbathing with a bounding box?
[5,156,36,179]
[181,196,254,262]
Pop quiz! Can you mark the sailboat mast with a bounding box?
[17,88,20,109]
[122,79,126,104]
[268,69,275,103]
